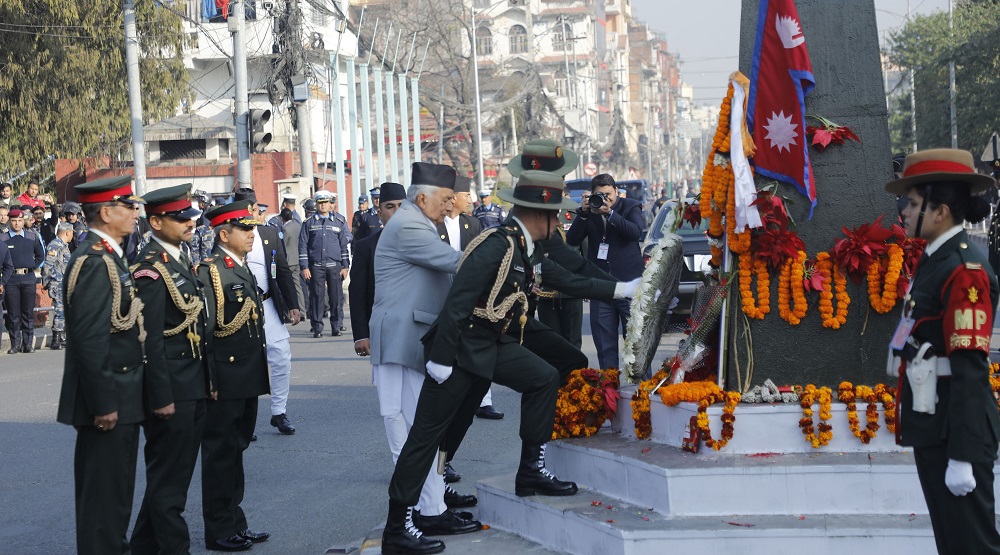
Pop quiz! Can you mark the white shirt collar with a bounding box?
[89,228,124,258]
[924,225,964,257]
[219,246,245,267]
[152,235,183,262]
[510,215,534,257]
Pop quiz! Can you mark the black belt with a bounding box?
[469,314,512,335]
[13,268,32,275]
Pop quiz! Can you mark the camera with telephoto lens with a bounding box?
[589,193,610,209]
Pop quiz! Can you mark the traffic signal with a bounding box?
[249,108,272,153]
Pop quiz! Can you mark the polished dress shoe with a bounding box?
[331,330,342,336]
[313,331,323,338]
[475,405,504,420]
[383,502,445,555]
[443,462,461,484]
[238,529,270,543]
[270,413,296,435]
[515,443,578,497]
[444,485,477,508]
[21,335,34,353]
[413,509,483,536]
[206,535,252,551]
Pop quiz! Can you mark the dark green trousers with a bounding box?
[202,398,257,542]
[131,400,207,555]
[535,297,584,350]
[914,445,1000,554]
[390,341,559,506]
[74,422,140,555]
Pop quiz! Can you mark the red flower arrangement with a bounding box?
[806,115,861,151]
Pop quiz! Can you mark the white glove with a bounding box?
[614,278,641,300]
[425,361,453,384]
[945,459,976,496]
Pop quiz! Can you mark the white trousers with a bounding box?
[266,336,292,416]
[480,386,493,408]
[373,362,447,516]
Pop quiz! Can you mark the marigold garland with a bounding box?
[875,383,896,434]
[868,243,904,314]
[799,384,833,448]
[701,85,735,269]
[778,250,809,325]
[552,369,620,439]
[815,252,849,328]
[630,370,667,440]
[839,381,895,442]
[738,252,770,319]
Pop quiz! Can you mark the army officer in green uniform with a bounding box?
[128,184,212,555]
[889,148,1000,554]
[198,201,271,552]
[56,176,146,555]
[382,171,638,555]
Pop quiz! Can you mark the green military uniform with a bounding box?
[534,229,608,350]
[56,176,146,555]
[197,201,270,548]
[390,219,616,508]
[128,185,212,555]
[899,229,1000,554]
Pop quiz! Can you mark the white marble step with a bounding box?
[477,473,937,555]
[543,432,939,517]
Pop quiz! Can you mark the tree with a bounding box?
[888,2,1000,154]
[0,0,189,183]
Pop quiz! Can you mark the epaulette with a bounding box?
[160,251,170,263]
[91,243,104,252]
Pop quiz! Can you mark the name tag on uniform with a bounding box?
[890,316,916,351]
[332,227,341,232]
[597,243,610,261]
[175,278,187,287]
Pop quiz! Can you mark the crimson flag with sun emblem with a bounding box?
[747,0,816,216]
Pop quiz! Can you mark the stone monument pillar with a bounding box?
[726,0,899,389]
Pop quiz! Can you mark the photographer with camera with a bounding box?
[566,173,645,369]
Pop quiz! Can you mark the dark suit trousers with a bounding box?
[914,445,1000,554]
[535,298,585,351]
[390,342,559,506]
[308,265,343,333]
[4,273,35,333]
[590,298,631,370]
[74,422,140,555]
[202,398,257,541]
[131,400,207,555]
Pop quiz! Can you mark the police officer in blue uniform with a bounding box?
[472,190,505,229]
[300,190,351,337]
[353,186,386,242]
[2,208,44,353]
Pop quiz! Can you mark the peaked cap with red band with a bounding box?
[507,139,580,177]
[204,200,263,228]
[497,170,577,211]
[142,183,201,219]
[74,175,145,205]
[886,148,996,195]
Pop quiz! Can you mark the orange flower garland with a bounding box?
[868,243,904,314]
[630,369,667,440]
[875,383,896,434]
[738,252,770,319]
[552,369,620,439]
[799,384,833,448]
[701,84,734,269]
[658,381,723,406]
[839,381,896,442]
[699,391,741,451]
[815,252,849,328]
[778,250,809,325]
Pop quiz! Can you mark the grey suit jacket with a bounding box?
[371,201,463,372]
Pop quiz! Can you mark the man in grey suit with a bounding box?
[370,162,482,540]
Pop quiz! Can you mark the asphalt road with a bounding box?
[0,305,535,554]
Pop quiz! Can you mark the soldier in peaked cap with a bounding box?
[383,170,638,554]
[886,148,1000,554]
[196,201,271,552]
[127,184,213,555]
[56,175,147,555]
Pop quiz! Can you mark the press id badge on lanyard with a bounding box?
[597,242,610,261]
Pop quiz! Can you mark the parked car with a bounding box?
[643,201,710,329]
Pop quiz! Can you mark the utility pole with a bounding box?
[437,83,445,164]
[232,0,251,188]
[948,0,957,149]
[123,0,147,194]
[470,5,485,192]
[907,0,917,152]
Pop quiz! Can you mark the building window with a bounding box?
[509,25,527,54]
[553,21,572,51]
[554,70,568,97]
[159,139,206,161]
[476,27,493,56]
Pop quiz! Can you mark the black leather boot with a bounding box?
[7,332,20,354]
[382,501,445,555]
[50,331,64,350]
[515,442,579,497]
[22,331,35,353]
